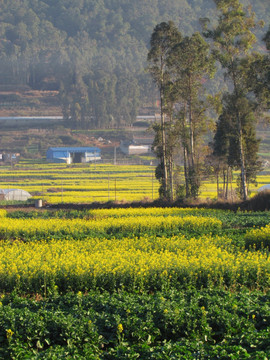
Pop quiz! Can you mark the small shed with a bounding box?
[46,147,101,164]
[0,189,32,201]
[120,141,151,155]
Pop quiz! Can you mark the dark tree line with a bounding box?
[148,0,270,201]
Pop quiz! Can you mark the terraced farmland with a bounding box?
[0,160,270,204]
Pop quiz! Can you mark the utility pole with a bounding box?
[152,171,154,200]
[114,147,117,165]
[108,175,110,201]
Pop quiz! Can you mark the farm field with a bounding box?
[0,207,269,358]
[0,160,270,204]
[0,161,160,204]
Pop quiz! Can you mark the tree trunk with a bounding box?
[188,102,195,169]
[169,155,174,201]
[225,167,229,200]
[237,113,248,200]
[160,86,168,197]
[223,169,226,198]
[230,168,233,201]
[183,145,189,198]
[188,76,195,170]
[216,169,219,199]
[232,66,248,201]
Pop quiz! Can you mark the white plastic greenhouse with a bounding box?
[258,185,270,192]
[0,189,32,201]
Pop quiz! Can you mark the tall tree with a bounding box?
[246,25,270,112]
[209,102,232,200]
[204,0,262,200]
[211,93,261,199]
[147,21,182,200]
[168,32,215,198]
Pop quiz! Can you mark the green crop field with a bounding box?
[0,207,269,358]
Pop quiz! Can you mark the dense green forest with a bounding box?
[0,0,269,128]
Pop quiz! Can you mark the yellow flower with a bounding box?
[117,323,124,333]
[6,329,14,340]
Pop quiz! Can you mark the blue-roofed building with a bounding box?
[46,147,101,164]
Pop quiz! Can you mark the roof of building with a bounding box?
[0,189,31,195]
[0,116,63,120]
[48,147,100,153]
[0,189,18,194]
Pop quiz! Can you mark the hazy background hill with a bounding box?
[0,0,269,128]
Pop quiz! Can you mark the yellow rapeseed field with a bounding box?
[0,234,269,293]
[0,214,222,239]
[0,161,269,203]
[0,208,269,293]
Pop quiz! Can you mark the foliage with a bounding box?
[0,289,269,358]
[205,0,263,201]
[0,0,269,128]
[168,31,215,199]
[147,22,215,200]
[147,21,182,200]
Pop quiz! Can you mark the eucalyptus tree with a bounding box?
[204,0,262,200]
[246,26,270,112]
[261,27,270,110]
[211,93,261,199]
[147,21,182,200]
[168,32,215,198]
[264,27,270,49]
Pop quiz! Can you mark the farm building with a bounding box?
[120,141,151,155]
[0,189,32,201]
[46,147,101,164]
[0,116,64,128]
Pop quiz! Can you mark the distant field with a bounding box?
[0,161,159,203]
[0,160,269,204]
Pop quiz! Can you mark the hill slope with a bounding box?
[0,0,269,125]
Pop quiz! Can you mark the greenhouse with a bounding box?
[0,189,32,201]
[258,184,270,192]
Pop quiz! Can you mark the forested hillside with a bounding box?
[0,0,269,128]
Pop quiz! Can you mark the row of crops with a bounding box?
[0,162,160,203]
[1,161,270,203]
[0,207,270,358]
